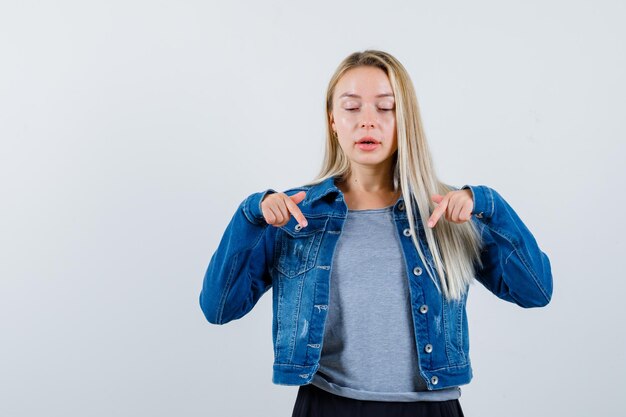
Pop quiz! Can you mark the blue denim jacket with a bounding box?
[199,176,553,390]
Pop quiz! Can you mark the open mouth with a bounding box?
[356,136,380,145]
[356,138,380,151]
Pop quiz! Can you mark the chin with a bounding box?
[350,156,390,165]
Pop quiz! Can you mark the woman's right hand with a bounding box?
[261,191,308,228]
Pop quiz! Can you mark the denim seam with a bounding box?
[305,282,319,364]
[427,363,471,372]
[216,252,239,324]
[288,276,305,363]
[456,298,465,362]
[487,186,495,217]
[275,275,283,359]
[274,363,314,368]
[217,225,267,322]
[442,295,453,365]
[483,222,550,304]
[242,194,257,225]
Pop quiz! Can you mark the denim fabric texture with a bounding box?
[199,175,553,390]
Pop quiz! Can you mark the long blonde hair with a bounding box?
[304,49,484,301]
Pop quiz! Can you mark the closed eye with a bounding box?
[345,108,394,112]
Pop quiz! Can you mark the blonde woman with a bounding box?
[199,50,553,417]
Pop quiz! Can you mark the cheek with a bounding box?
[335,114,354,129]
[383,117,396,133]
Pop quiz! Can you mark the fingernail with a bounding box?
[303,221,308,227]
[427,221,434,227]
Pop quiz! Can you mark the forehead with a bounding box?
[335,66,394,99]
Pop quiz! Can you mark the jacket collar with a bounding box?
[303,176,341,205]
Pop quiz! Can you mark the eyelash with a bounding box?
[346,108,393,112]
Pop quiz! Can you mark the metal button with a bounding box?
[403,228,411,236]
[424,344,433,353]
[431,375,439,385]
[413,266,422,276]
[294,224,302,231]
[419,304,428,314]
[475,212,483,218]
[398,201,405,211]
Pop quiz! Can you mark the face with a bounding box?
[330,66,397,169]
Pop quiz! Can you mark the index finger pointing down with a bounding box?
[428,199,448,228]
[285,197,308,227]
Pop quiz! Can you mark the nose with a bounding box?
[360,107,376,129]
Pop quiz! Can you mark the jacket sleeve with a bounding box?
[460,184,553,308]
[199,188,277,324]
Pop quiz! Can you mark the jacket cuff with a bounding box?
[461,185,495,219]
[242,188,278,225]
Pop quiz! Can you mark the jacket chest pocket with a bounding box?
[274,216,328,278]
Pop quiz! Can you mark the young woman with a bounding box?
[200,50,553,417]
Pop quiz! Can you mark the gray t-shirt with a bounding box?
[310,204,461,401]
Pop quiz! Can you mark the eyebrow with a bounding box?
[338,92,395,99]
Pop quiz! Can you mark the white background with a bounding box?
[1,1,625,416]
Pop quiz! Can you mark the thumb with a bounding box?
[290,191,307,204]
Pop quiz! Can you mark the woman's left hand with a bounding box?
[427,189,474,228]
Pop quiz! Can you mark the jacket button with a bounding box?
[403,228,411,236]
[398,201,405,211]
[419,304,428,314]
[424,344,433,353]
[475,212,483,218]
[294,224,302,232]
[431,375,439,385]
[413,266,422,276]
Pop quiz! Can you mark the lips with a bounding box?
[356,136,381,152]
[356,136,380,144]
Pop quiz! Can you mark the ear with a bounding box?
[329,113,335,131]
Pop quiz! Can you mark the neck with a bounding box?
[335,164,400,210]
[338,163,396,194]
